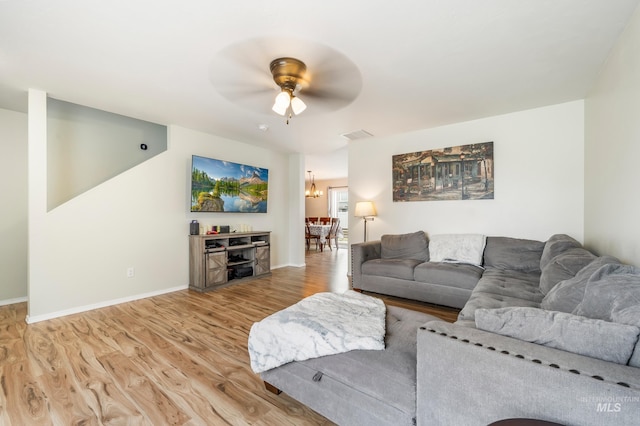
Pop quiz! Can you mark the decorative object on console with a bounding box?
[189,220,199,235]
[354,201,377,242]
[392,141,494,202]
[190,155,268,213]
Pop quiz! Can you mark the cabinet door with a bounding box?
[206,251,227,287]
[255,246,270,275]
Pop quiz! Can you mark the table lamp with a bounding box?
[354,201,377,242]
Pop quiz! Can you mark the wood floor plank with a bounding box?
[99,351,192,425]
[23,324,101,424]
[1,361,52,426]
[1,247,460,424]
[50,318,146,424]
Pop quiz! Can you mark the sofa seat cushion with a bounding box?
[458,291,542,322]
[483,237,545,273]
[362,258,424,281]
[475,307,640,365]
[381,231,429,262]
[473,268,544,301]
[261,306,438,426]
[457,268,544,322]
[413,262,483,291]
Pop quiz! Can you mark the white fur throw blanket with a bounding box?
[429,233,487,266]
[248,290,386,373]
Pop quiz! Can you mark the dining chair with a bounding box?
[305,223,320,250]
[324,217,340,251]
[319,217,331,225]
[308,217,320,225]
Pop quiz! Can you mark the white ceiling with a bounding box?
[1,0,638,180]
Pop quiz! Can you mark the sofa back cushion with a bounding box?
[539,248,597,295]
[573,263,640,323]
[540,234,582,271]
[381,231,429,262]
[483,237,545,273]
[541,255,621,313]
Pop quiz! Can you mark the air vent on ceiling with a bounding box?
[340,129,373,141]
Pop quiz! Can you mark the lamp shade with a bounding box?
[354,201,377,217]
[272,103,287,115]
[272,91,291,115]
[274,91,291,107]
[290,96,307,115]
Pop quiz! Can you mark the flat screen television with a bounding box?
[190,155,268,213]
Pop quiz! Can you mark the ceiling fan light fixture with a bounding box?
[274,90,291,108]
[272,103,287,116]
[291,96,306,115]
[270,57,308,122]
[272,90,291,115]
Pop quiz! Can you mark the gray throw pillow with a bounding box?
[541,256,621,313]
[539,248,596,295]
[380,231,429,262]
[615,305,640,367]
[476,307,640,365]
[540,234,582,271]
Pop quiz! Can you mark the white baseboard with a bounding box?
[25,284,189,324]
[272,262,305,268]
[0,296,28,307]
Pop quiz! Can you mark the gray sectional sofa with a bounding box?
[351,231,557,311]
[260,232,640,425]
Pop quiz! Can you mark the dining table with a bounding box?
[306,223,342,251]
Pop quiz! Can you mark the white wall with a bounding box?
[585,5,640,266]
[47,98,167,210]
[0,108,28,304]
[27,91,294,322]
[349,101,585,244]
[288,153,306,267]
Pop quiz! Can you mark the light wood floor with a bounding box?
[0,248,459,425]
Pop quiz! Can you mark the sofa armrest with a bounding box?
[351,241,381,290]
[417,320,640,426]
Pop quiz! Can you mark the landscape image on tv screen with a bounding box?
[190,155,268,213]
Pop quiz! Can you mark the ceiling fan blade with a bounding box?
[300,66,361,111]
[209,36,363,114]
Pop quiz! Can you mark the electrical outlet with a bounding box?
[126,267,135,278]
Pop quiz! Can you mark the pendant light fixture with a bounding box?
[305,171,323,198]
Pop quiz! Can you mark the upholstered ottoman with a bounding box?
[261,306,440,426]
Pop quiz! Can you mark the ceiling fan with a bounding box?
[209,37,363,121]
